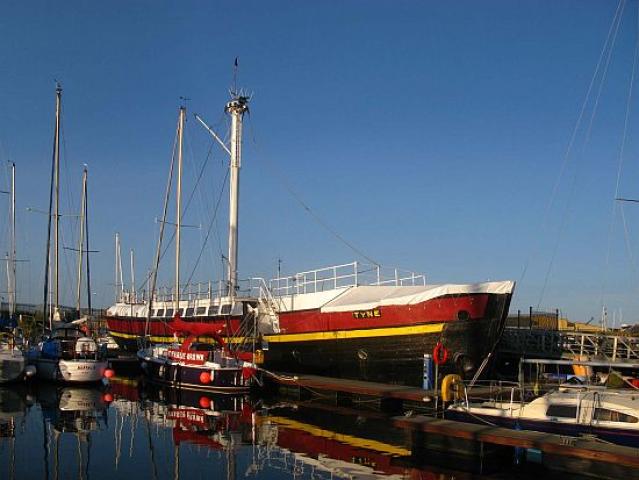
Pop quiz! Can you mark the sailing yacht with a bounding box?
[29,86,107,383]
[0,163,34,383]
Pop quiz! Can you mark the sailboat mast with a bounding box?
[85,169,91,315]
[76,167,87,316]
[53,84,61,319]
[130,249,135,303]
[115,233,124,302]
[9,162,15,317]
[175,106,185,313]
[43,84,61,329]
[225,96,248,298]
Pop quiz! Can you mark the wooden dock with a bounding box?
[264,372,437,410]
[394,415,639,469]
[265,371,639,475]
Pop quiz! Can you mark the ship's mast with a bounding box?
[9,162,15,318]
[115,232,124,302]
[53,85,62,321]
[225,95,248,299]
[43,84,62,327]
[130,249,136,303]
[75,167,87,316]
[175,106,185,313]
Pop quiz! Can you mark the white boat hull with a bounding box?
[0,352,26,383]
[35,357,107,383]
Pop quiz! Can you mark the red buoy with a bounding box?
[199,396,211,409]
[102,393,114,403]
[199,371,211,384]
[433,342,449,365]
[103,369,115,379]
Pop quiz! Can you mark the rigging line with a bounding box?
[183,126,218,284]
[603,0,639,304]
[59,103,80,248]
[182,168,230,292]
[189,137,223,285]
[245,116,379,267]
[518,0,626,286]
[537,0,626,308]
[138,127,217,292]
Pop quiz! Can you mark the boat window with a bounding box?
[186,307,195,317]
[177,308,185,317]
[220,304,232,315]
[195,306,206,315]
[156,309,164,317]
[594,408,638,423]
[165,308,174,317]
[546,405,577,419]
[208,306,218,316]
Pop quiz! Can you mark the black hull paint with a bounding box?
[264,294,511,386]
[141,359,250,394]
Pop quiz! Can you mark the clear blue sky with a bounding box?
[0,1,638,323]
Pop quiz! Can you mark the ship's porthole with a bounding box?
[457,310,470,321]
[357,349,368,361]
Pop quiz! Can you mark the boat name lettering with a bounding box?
[352,308,381,319]
[168,409,205,424]
[168,350,206,362]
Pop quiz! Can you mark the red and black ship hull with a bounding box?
[262,291,512,386]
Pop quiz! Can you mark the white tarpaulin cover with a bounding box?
[320,281,515,313]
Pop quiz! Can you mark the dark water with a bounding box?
[0,378,613,480]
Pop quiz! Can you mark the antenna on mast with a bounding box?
[232,57,239,97]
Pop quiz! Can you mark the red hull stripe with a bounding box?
[276,294,489,334]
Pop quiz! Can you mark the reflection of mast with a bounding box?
[42,414,50,480]
[173,443,180,480]
[8,419,15,480]
[144,411,159,480]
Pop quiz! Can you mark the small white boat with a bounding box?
[0,333,35,383]
[30,325,108,383]
[447,386,639,447]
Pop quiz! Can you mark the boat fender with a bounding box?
[433,342,449,365]
[441,374,463,402]
[199,371,211,384]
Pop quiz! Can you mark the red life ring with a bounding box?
[433,342,449,365]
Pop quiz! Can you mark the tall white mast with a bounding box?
[130,249,136,303]
[53,84,61,321]
[115,232,124,302]
[76,167,87,315]
[175,106,185,313]
[9,162,15,317]
[224,95,248,298]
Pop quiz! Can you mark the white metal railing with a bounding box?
[500,328,639,361]
[268,261,426,296]
[118,261,427,305]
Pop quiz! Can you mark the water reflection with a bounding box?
[0,378,598,480]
